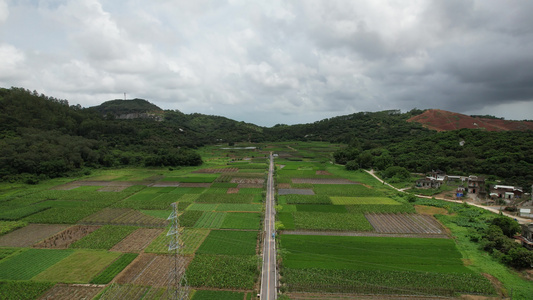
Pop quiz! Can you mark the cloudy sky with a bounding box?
[1,0,532,126]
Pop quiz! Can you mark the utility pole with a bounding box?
[166,203,189,300]
[124,92,126,100]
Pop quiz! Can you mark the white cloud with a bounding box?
[0,0,532,126]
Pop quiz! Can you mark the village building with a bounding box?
[489,185,523,200]
[518,224,533,250]
[467,175,486,199]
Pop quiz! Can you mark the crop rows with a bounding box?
[145,228,210,255]
[186,254,259,289]
[281,269,495,296]
[0,281,54,300]
[23,207,101,224]
[81,208,167,227]
[221,212,261,230]
[196,193,254,204]
[0,220,27,235]
[197,230,258,255]
[0,205,50,221]
[70,225,137,250]
[330,197,400,205]
[0,248,73,280]
[91,253,139,284]
[279,194,331,204]
[312,184,384,197]
[292,212,373,231]
[194,212,226,228]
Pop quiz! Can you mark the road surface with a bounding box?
[260,152,277,299]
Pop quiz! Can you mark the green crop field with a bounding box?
[330,197,400,205]
[221,212,261,230]
[179,210,203,227]
[91,253,138,284]
[0,281,54,300]
[312,184,384,197]
[145,228,210,255]
[346,203,415,214]
[197,230,258,255]
[292,212,373,231]
[196,193,254,204]
[191,290,245,300]
[0,220,27,235]
[187,203,219,211]
[186,254,259,289]
[33,250,120,283]
[70,225,137,250]
[295,204,347,213]
[23,207,101,224]
[0,205,50,221]
[194,212,226,229]
[279,235,495,296]
[278,195,331,204]
[216,203,262,212]
[0,249,73,280]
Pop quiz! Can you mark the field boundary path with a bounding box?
[260,152,277,299]
[363,170,532,225]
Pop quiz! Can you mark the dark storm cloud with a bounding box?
[0,0,532,125]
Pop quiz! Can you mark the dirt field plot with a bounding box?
[80,208,131,224]
[52,181,134,191]
[81,209,167,227]
[114,254,192,287]
[227,188,239,194]
[177,183,212,188]
[110,228,164,253]
[237,183,263,188]
[315,171,333,175]
[0,224,69,247]
[98,284,164,300]
[34,225,101,249]
[278,189,315,195]
[231,178,264,184]
[292,178,358,184]
[366,213,446,235]
[193,168,239,173]
[38,283,104,300]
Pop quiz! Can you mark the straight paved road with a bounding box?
[260,152,277,299]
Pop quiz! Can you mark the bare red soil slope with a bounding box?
[407,109,533,132]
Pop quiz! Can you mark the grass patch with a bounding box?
[278,213,295,230]
[191,290,245,300]
[279,195,331,205]
[295,205,347,213]
[0,220,27,235]
[187,203,219,211]
[179,210,203,227]
[145,228,210,255]
[216,204,262,212]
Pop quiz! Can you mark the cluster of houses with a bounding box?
[415,170,524,201]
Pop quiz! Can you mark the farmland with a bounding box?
[0,142,527,298]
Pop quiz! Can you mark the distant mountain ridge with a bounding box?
[407,109,533,132]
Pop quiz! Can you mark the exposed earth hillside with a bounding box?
[407,109,533,132]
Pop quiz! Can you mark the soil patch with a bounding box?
[227,188,239,194]
[237,183,263,188]
[292,178,359,185]
[110,228,164,253]
[193,168,239,173]
[415,205,450,215]
[34,225,101,249]
[315,171,332,175]
[277,183,291,189]
[114,254,192,287]
[366,213,446,235]
[231,178,265,184]
[0,224,69,247]
[278,189,315,195]
[178,183,212,188]
[38,283,104,300]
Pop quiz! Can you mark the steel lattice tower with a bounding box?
[166,203,189,300]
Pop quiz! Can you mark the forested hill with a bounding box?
[1,87,532,188]
[91,98,163,117]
